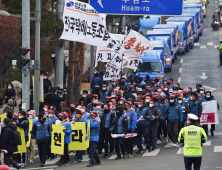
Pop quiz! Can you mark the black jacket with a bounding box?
[4,89,16,99]
[17,117,29,139]
[79,97,91,105]
[45,93,67,112]
[113,115,128,134]
[0,97,3,105]
[43,78,52,95]
[1,124,18,153]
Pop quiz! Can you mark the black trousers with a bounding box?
[136,127,150,151]
[37,141,48,165]
[16,153,26,163]
[202,124,215,135]
[98,130,111,154]
[125,130,134,154]
[157,120,167,140]
[115,137,126,158]
[220,53,222,64]
[89,141,100,164]
[60,143,69,163]
[167,122,179,143]
[184,157,202,170]
[4,152,19,169]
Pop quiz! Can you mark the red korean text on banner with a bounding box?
[200,113,216,124]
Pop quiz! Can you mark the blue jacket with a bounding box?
[83,115,100,142]
[129,72,137,80]
[99,90,109,103]
[187,99,202,118]
[35,121,50,140]
[31,119,38,139]
[156,100,168,121]
[61,122,72,144]
[47,116,59,136]
[136,104,152,127]
[125,108,137,132]
[109,114,128,134]
[100,110,114,129]
[167,101,183,123]
[91,77,102,89]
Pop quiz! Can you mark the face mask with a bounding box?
[59,118,63,121]
[8,86,12,89]
[183,92,188,96]
[166,82,171,86]
[169,92,173,94]
[149,104,153,108]
[138,104,142,107]
[161,98,165,101]
[48,114,53,118]
[96,106,101,109]
[82,95,86,98]
[151,83,155,85]
[119,101,123,104]
[178,100,182,104]
[157,89,161,92]
[206,96,210,98]
[112,83,116,86]
[145,99,150,103]
[164,88,168,91]
[43,118,46,121]
[44,108,48,112]
[173,91,177,94]
[124,106,127,110]
[43,77,47,79]
[170,100,174,103]
[70,108,75,112]
[116,87,120,90]
[200,91,204,94]
[19,116,23,119]
[190,97,193,100]
[112,99,116,102]
[102,87,106,90]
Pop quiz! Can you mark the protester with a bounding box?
[4,83,16,104]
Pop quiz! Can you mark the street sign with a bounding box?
[89,0,183,15]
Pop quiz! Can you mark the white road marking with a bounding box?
[194,43,200,46]
[165,143,180,148]
[203,141,211,146]
[82,155,90,161]
[180,59,183,64]
[142,149,160,157]
[214,146,222,152]
[109,154,117,159]
[178,77,181,83]
[133,145,146,150]
[45,157,60,165]
[200,46,206,49]
[179,68,182,73]
[22,166,57,170]
[214,45,219,48]
[207,42,213,46]
[177,148,184,154]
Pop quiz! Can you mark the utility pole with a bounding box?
[22,0,30,111]
[56,0,64,110]
[33,0,41,115]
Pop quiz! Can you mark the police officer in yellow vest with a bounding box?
[218,39,222,65]
[178,114,207,170]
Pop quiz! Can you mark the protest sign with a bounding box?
[51,125,64,155]
[14,127,26,154]
[26,119,33,147]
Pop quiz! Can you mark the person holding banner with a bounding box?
[178,114,207,170]
[26,110,38,164]
[1,118,20,169]
[12,111,29,168]
[83,112,101,167]
[32,112,50,167]
[46,109,59,160]
[201,91,219,136]
[57,112,72,166]
[110,106,128,160]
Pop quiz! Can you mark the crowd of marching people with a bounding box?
[0,71,219,169]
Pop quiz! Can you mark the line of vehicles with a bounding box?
[135,0,207,82]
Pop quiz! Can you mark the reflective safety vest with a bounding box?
[178,125,207,157]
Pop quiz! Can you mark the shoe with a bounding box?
[95,162,101,165]
[78,158,82,162]
[148,148,152,152]
[157,140,161,144]
[166,138,168,143]
[20,163,25,168]
[109,150,115,155]
[128,154,133,158]
[57,162,63,166]
[50,157,54,161]
[126,153,130,157]
[115,156,121,160]
[40,164,44,167]
[103,153,108,158]
[152,147,155,151]
[29,160,34,164]
[122,154,126,159]
[87,163,95,167]
[98,153,102,157]
[17,163,23,167]
[63,162,69,166]
[211,132,214,136]
[171,143,177,147]
[136,150,143,154]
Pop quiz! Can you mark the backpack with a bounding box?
[12,130,22,145]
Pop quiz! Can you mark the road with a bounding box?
[21,1,222,170]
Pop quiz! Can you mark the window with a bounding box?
[137,62,162,72]
[178,32,182,40]
[140,28,152,36]
[164,47,169,56]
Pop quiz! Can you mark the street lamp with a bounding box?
[0,10,10,16]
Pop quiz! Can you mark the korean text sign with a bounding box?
[14,127,26,154]
[60,0,111,46]
[51,125,64,155]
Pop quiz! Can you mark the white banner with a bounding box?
[124,56,140,70]
[200,100,219,125]
[103,64,122,81]
[119,30,154,59]
[60,0,111,46]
